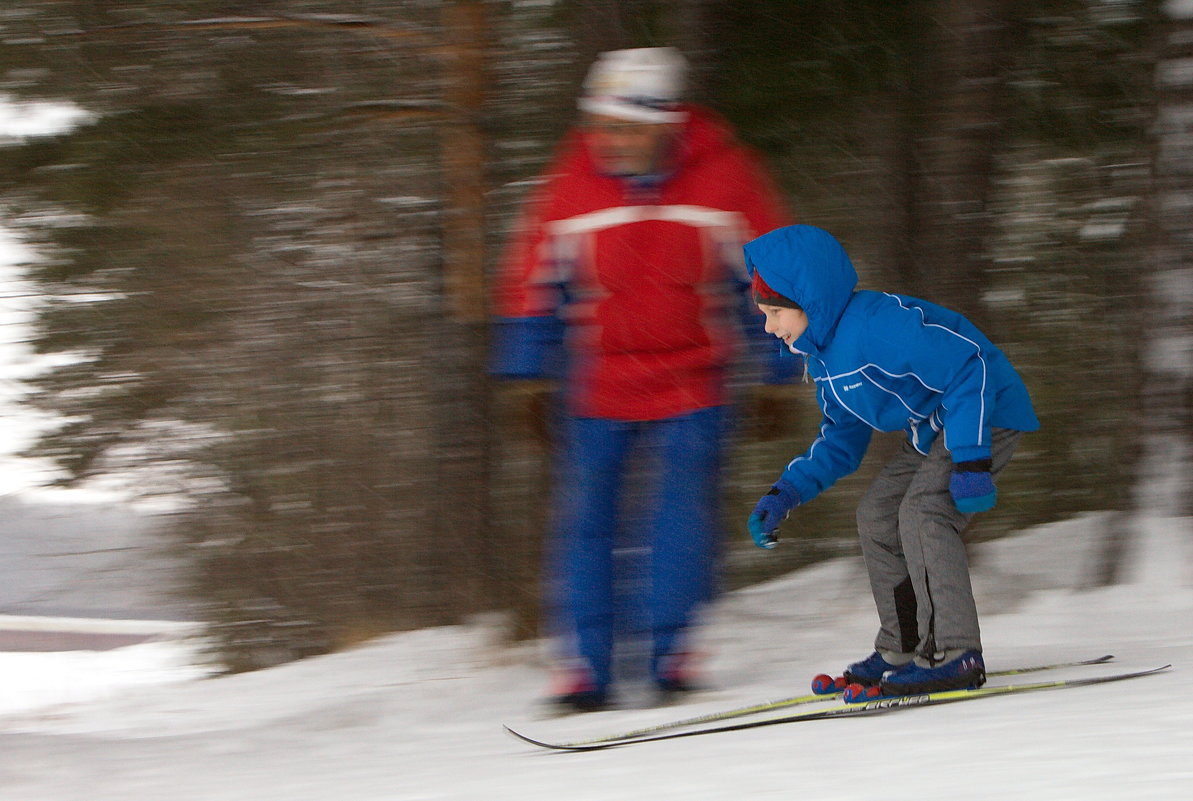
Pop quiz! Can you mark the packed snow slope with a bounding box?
[0,513,1190,801]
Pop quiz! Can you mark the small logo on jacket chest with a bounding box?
[841,382,863,391]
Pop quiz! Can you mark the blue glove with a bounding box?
[747,480,800,549]
[950,459,996,513]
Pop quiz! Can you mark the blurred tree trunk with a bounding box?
[564,0,656,55]
[436,0,497,618]
[1143,0,1193,519]
[895,0,1013,329]
[441,1,490,325]
[659,0,709,51]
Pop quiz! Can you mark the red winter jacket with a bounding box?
[492,105,794,421]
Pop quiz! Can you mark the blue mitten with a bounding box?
[747,480,800,549]
[950,459,996,513]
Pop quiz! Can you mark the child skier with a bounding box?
[744,224,1039,696]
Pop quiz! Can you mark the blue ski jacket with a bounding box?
[743,225,1039,505]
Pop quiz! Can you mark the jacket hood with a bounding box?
[744,225,858,353]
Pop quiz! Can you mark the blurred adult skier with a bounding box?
[492,47,798,711]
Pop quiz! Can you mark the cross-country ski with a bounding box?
[504,653,1115,748]
[506,664,1170,751]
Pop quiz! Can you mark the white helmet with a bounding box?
[578,47,689,124]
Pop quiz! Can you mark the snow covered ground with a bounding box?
[0,513,1188,801]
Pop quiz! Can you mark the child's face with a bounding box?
[758,303,809,349]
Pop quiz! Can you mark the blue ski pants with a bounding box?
[549,407,725,688]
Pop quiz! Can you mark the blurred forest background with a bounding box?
[0,0,1189,671]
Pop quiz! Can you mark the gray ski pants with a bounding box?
[856,428,1024,656]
